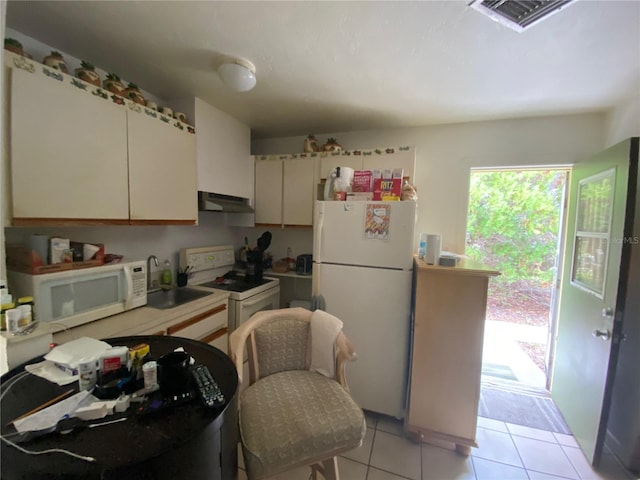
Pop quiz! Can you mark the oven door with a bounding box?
[230,286,280,332]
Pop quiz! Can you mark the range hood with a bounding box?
[198,191,254,213]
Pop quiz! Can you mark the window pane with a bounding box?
[576,171,614,233]
[572,236,608,295]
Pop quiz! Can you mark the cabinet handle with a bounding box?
[200,327,227,344]
[167,304,227,335]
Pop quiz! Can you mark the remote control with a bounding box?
[135,390,195,415]
[192,364,224,408]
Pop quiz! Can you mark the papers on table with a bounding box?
[13,390,96,433]
[25,360,78,386]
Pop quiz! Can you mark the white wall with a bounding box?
[604,94,640,148]
[4,212,236,281]
[5,27,165,107]
[253,113,606,254]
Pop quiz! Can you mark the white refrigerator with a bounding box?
[313,200,416,418]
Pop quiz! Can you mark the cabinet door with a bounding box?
[408,267,488,444]
[127,112,197,222]
[254,159,283,225]
[283,158,314,226]
[10,68,129,221]
[194,98,253,199]
[319,155,363,180]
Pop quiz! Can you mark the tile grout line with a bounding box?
[469,454,479,480]
[556,438,585,480]
[365,425,377,480]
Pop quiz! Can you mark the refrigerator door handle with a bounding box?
[313,205,324,263]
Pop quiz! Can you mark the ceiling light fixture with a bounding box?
[217,56,256,92]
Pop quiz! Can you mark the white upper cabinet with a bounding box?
[283,158,314,226]
[254,159,283,225]
[127,112,197,222]
[11,65,130,221]
[6,53,198,225]
[194,98,253,200]
[254,156,315,227]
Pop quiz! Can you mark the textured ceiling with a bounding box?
[5,1,640,139]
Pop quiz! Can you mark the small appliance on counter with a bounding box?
[324,166,355,200]
[6,261,147,331]
[296,254,313,275]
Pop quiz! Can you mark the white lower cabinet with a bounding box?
[165,302,229,354]
[51,295,231,357]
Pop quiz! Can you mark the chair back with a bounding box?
[252,317,310,379]
[229,307,357,389]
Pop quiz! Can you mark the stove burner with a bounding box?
[199,272,273,293]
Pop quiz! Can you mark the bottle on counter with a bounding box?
[6,308,22,333]
[418,233,427,260]
[161,260,173,286]
[17,296,35,327]
[1,301,16,331]
[286,247,296,271]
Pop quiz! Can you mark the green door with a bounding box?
[552,138,636,465]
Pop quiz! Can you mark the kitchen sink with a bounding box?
[146,287,212,310]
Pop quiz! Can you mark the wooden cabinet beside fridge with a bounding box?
[406,257,499,454]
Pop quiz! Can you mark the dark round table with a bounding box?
[0,335,238,480]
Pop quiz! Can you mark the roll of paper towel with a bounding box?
[425,234,441,265]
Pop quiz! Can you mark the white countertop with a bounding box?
[264,269,313,280]
[2,288,231,346]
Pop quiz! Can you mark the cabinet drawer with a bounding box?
[203,330,228,355]
[166,304,227,340]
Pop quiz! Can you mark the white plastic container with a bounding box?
[78,357,99,390]
[142,361,158,389]
[425,234,442,265]
[6,309,22,333]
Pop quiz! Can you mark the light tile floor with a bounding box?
[237,411,638,480]
[236,322,636,480]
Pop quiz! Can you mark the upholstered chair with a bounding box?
[228,307,366,480]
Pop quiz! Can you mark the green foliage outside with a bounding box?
[466,170,566,286]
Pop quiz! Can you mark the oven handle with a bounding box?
[241,289,279,308]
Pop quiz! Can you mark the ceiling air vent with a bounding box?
[469,0,577,32]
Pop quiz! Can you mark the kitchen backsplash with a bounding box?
[231,227,313,265]
[4,212,236,271]
[4,214,312,276]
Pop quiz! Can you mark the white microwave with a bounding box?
[7,261,147,331]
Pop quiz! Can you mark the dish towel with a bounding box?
[310,294,326,312]
[310,309,343,378]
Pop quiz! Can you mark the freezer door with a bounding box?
[313,201,416,270]
[316,263,412,418]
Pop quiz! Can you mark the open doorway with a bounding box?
[467,167,570,432]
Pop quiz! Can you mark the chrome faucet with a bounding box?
[147,255,159,291]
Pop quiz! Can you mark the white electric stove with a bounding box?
[179,245,280,332]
